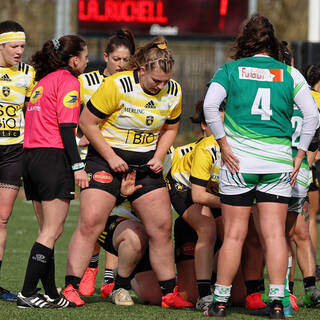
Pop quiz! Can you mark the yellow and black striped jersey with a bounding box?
[78,70,105,159]
[170,135,221,194]
[311,90,320,111]
[163,142,197,179]
[88,70,182,152]
[110,199,140,221]
[0,62,35,145]
[78,70,104,104]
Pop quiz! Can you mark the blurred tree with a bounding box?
[257,0,308,42]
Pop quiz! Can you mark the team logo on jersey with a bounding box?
[145,100,156,108]
[0,74,11,81]
[175,182,187,192]
[63,90,79,109]
[30,86,43,104]
[2,86,10,97]
[93,171,113,183]
[239,67,283,82]
[146,116,154,126]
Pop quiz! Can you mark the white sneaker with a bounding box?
[110,288,134,306]
[196,294,214,311]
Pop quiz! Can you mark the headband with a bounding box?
[150,42,167,50]
[0,31,26,44]
[52,39,60,50]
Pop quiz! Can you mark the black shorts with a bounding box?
[98,216,127,255]
[98,216,152,275]
[167,171,221,218]
[220,189,290,206]
[166,171,193,216]
[85,146,165,201]
[0,144,23,186]
[309,165,319,191]
[23,148,75,201]
[174,217,197,263]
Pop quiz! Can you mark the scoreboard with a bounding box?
[78,0,248,37]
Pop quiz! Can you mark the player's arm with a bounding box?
[191,183,221,208]
[148,122,179,174]
[204,82,239,173]
[79,105,128,173]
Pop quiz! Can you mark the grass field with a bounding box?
[1,197,320,319]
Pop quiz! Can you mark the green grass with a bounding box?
[1,197,320,319]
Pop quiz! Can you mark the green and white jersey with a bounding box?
[210,55,310,174]
[291,106,312,197]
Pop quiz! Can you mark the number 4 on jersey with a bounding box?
[251,88,272,120]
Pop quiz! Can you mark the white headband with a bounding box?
[0,31,26,44]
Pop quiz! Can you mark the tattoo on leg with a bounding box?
[0,183,19,191]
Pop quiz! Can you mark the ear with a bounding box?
[103,52,108,63]
[200,121,207,131]
[68,56,78,70]
[139,65,146,75]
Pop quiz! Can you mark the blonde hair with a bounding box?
[126,36,174,73]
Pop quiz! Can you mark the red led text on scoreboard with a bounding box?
[79,0,168,23]
[78,0,248,37]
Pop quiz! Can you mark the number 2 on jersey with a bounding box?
[251,88,272,120]
[291,116,302,147]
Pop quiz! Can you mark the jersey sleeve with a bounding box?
[292,67,319,151]
[78,75,85,105]
[189,144,214,187]
[208,64,230,92]
[56,75,81,126]
[89,77,120,118]
[25,67,36,98]
[166,82,182,124]
[311,90,320,111]
[290,66,310,98]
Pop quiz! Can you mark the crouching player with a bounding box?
[165,101,222,311]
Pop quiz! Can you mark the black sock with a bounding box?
[245,280,262,295]
[114,273,131,290]
[197,280,211,298]
[159,278,176,296]
[41,248,59,299]
[289,281,294,294]
[65,275,81,290]
[258,279,265,292]
[21,242,53,297]
[211,272,217,287]
[104,268,114,284]
[303,276,316,291]
[88,254,99,269]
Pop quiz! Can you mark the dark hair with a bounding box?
[190,100,225,124]
[304,64,320,88]
[105,28,135,56]
[231,14,281,60]
[279,41,293,66]
[31,35,86,81]
[126,36,174,73]
[0,20,24,34]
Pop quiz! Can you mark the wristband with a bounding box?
[72,162,85,171]
[119,192,128,198]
